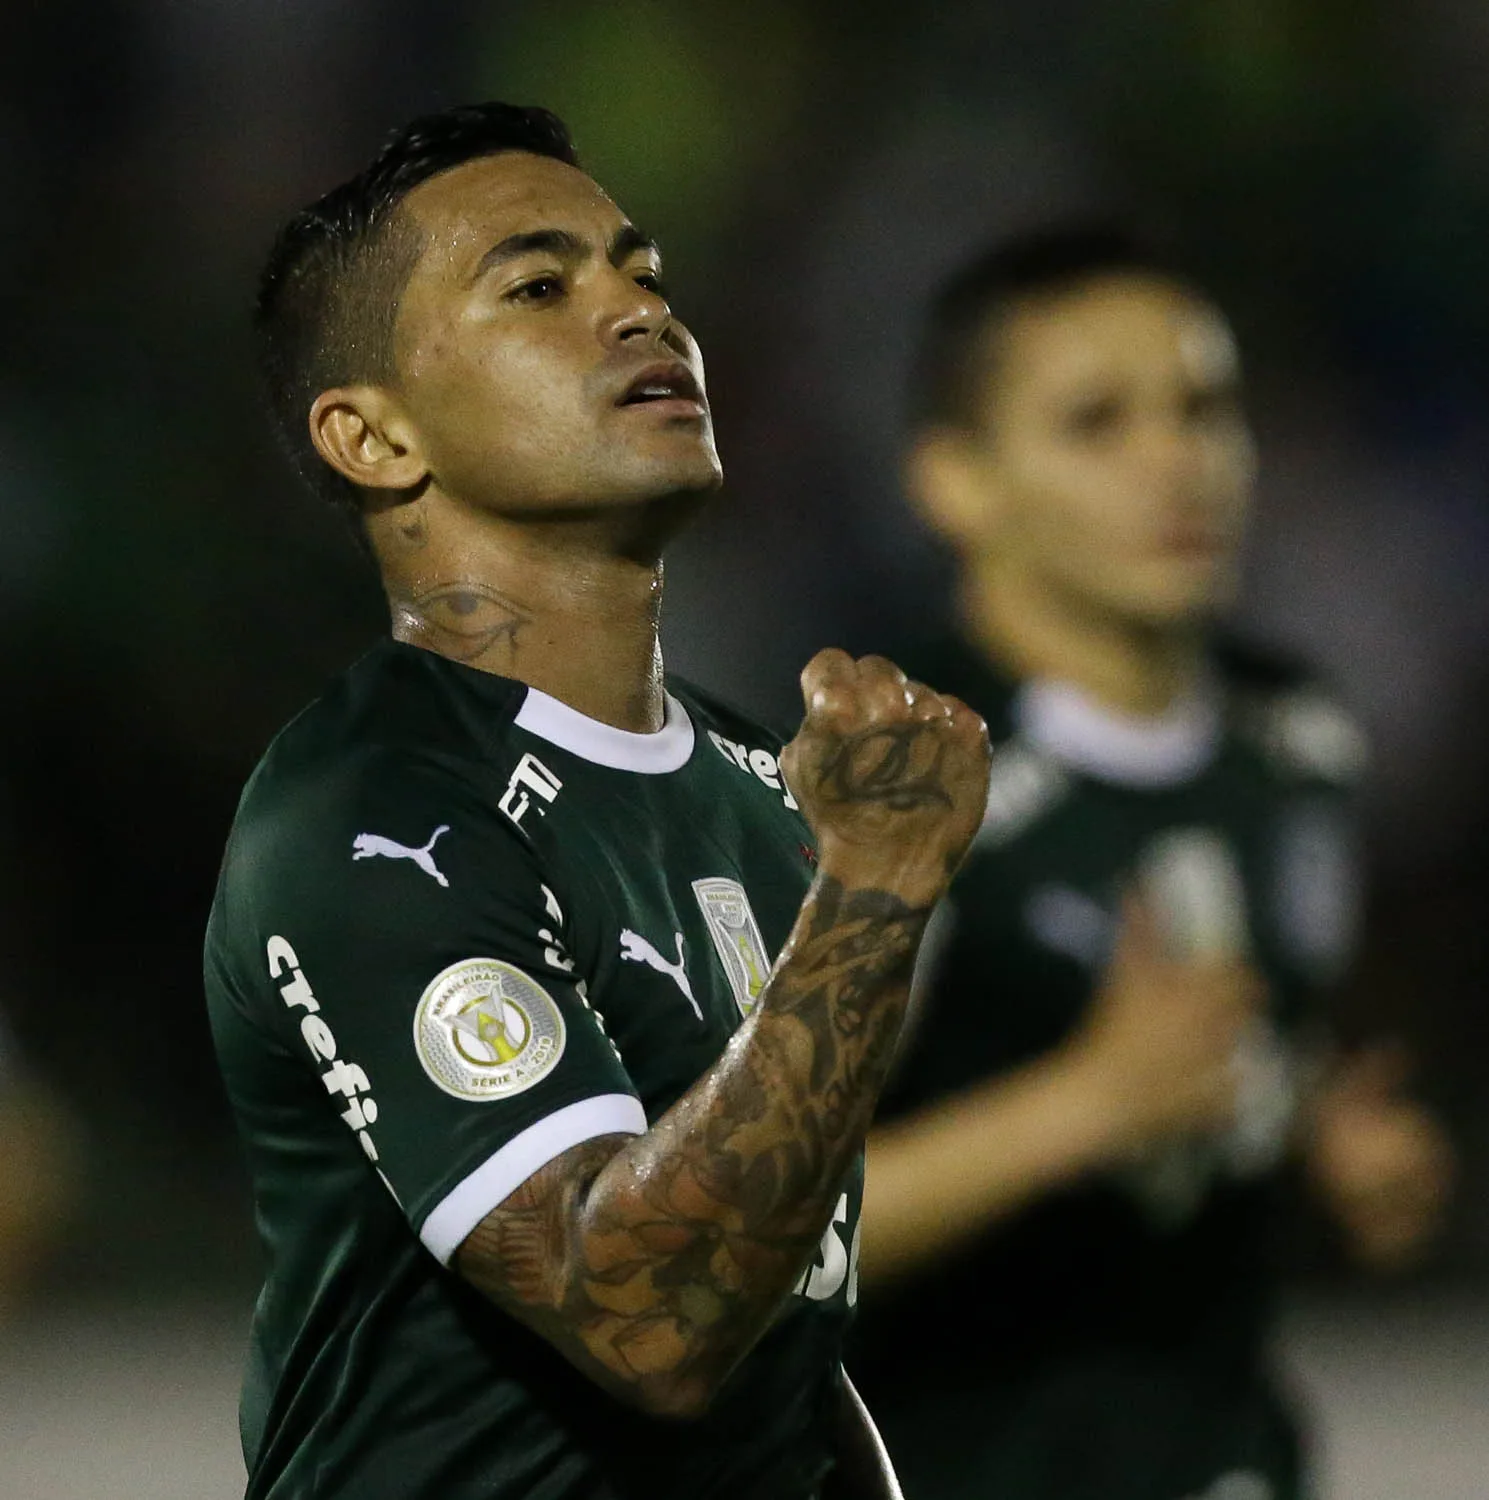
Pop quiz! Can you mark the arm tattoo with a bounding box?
[457,876,929,1414]
[392,580,532,665]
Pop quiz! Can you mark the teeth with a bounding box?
[625,376,696,403]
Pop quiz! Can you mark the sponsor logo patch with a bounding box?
[414,957,566,1101]
[693,877,772,1019]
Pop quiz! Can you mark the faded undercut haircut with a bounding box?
[910,225,1190,434]
[255,102,580,521]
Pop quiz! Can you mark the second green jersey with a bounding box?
[851,634,1364,1500]
[205,640,862,1500]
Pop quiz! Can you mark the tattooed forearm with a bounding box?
[391,580,532,664]
[457,875,929,1417]
[459,652,988,1415]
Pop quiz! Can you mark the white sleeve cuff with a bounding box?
[419,1092,648,1266]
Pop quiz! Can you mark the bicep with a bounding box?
[454,1132,655,1405]
[455,1133,626,1316]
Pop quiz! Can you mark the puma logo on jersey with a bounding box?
[619,929,700,1020]
[351,825,451,887]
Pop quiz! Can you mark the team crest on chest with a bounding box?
[693,877,772,1019]
[413,957,566,1101]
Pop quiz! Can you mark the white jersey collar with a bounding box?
[1014,676,1220,788]
[514,686,695,773]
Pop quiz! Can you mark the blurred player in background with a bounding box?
[848,229,1454,1500]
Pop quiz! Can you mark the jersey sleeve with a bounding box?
[217,746,645,1266]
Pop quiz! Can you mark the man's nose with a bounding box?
[605,273,671,346]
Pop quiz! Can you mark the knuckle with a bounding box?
[855,654,907,682]
[800,647,853,691]
[808,684,857,724]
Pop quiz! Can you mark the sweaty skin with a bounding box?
[459,651,988,1415]
[311,151,720,735]
[307,148,991,1462]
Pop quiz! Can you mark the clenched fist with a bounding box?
[781,650,990,909]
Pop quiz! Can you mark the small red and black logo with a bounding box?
[799,842,819,868]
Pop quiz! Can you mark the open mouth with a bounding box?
[617,363,705,411]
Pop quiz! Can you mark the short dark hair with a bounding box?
[910,225,1193,432]
[255,102,580,520]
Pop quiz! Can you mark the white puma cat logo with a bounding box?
[351,825,451,887]
[619,929,700,1020]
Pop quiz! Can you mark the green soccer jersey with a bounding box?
[205,639,863,1500]
[850,634,1364,1500]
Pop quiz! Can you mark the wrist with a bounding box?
[812,840,949,912]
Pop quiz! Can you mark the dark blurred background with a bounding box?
[0,3,1486,1494]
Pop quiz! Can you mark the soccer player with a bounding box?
[848,228,1454,1500]
[205,103,993,1499]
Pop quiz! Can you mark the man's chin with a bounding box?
[615,445,724,502]
[577,465,721,549]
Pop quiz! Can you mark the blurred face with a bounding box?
[388,151,721,513]
[959,274,1255,625]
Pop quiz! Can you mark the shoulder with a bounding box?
[223,643,537,895]
[261,638,525,778]
[1216,635,1368,786]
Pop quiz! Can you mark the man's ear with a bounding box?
[309,386,429,494]
[904,428,1003,554]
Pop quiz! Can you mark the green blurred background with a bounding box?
[0,3,1486,1494]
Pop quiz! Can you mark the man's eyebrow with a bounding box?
[469,228,585,283]
[608,224,660,266]
[468,224,660,284]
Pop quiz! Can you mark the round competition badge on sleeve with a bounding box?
[414,958,567,1101]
